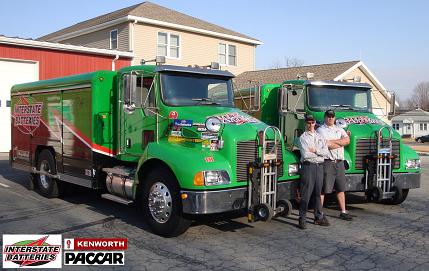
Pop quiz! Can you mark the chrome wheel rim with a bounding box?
[39,160,50,189]
[148,182,172,224]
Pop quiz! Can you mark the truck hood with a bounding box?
[312,111,400,140]
[163,106,269,142]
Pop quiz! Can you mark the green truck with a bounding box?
[10,62,299,237]
[236,79,421,204]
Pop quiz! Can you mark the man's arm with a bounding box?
[329,137,350,146]
[299,136,318,159]
[327,141,342,150]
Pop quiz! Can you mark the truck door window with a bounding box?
[287,87,305,112]
[135,76,154,108]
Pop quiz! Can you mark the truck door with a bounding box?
[119,72,156,158]
[279,85,305,149]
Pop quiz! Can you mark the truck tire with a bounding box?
[384,188,409,205]
[142,167,191,237]
[36,149,62,198]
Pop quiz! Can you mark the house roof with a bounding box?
[38,1,261,45]
[233,61,360,89]
[0,35,133,57]
[392,109,429,122]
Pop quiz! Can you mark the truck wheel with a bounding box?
[142,168,191,237]
[36,150,61,198]
[384,188,409,205]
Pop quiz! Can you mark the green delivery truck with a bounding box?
[10,62,300,237]
[236,79,421,204]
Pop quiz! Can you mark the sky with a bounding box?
[1,0,428,99]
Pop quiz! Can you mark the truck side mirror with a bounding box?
[123,73,138,113]
[280,85,289,112]
[249,85,261,111]
[389,92,396,117]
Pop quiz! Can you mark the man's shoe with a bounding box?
[298,219,307,230]
[339,212,353,221]
[314,216,330,226]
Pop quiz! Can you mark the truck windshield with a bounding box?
[308,85,371,112]
[160,72,234,106]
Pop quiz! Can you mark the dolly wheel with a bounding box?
[277,200,292,217]
[384,188,409,205]
[366,187,383,202]
[256,203,274,222]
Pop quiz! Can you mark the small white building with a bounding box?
[391,109,429,138]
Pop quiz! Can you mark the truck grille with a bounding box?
[355,139,400,169]
[236,140,283,182]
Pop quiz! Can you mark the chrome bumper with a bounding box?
[181,180,298,215]
[346,172,421,192]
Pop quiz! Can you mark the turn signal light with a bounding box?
[193,171,204,186]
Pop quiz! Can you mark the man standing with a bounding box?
[297,114,330,229]
[317,110,353,221]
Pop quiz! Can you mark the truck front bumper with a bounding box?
[181,180,298,215]
[346,172,421,192]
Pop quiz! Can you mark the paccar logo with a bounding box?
[2,234,62,268]
[64,238,127,266]
[215,112,260,125]
[12,102,44,135]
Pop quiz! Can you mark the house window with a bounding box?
[110,29,118,50]
[392,123,399,130]
[157,32,180,59]
[406,124,411,130]
[420,123,427,131]
[228,45,236,66]
[6,100,11,107]
[219,43,236,66]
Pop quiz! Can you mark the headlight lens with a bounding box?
[193,170,230,186]
[405,159,421,169]
[205,117,221,132]
[288,163,299,176]
[335,118,348,129]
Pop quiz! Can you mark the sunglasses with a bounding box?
[306,121,315,124]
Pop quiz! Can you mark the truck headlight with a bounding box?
[288,163,299,176]
[405,159,421,169]
[193,170,230,186]
[205,117,221,132]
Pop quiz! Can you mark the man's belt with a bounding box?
[302,161,324,165]
[324,159,343,163]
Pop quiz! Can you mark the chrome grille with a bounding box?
[355,139,400,169]
[236,140,283,182]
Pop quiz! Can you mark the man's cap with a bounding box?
[305,114,315,122]
[325,109,335,117]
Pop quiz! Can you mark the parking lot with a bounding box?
[0,153,428,271]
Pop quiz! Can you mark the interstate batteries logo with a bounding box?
[2,235,62,268]
[12,101,44,135]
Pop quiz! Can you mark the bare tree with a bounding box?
[269,57,304,69]
[406,82,429,111]
[284,57,304,68]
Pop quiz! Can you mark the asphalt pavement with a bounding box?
[0,153,428,271]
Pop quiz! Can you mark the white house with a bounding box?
[391,109,429,138]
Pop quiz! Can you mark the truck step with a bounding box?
[101,194,134,205]
[102,167,134,177]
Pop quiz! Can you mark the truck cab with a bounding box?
[11,63,300,237]
[236,80,421,204]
